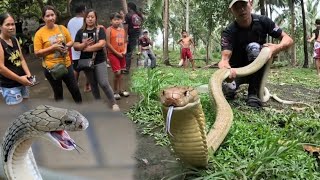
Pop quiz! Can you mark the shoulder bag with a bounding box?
[45,25,68,80]
[77,28,100,71]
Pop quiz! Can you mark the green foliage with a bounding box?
[128,63,320,179]
[0,0,69,21]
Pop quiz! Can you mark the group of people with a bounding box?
[2,0,320,109]
[0,2,146,111]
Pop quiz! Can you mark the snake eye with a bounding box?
[65,120,73,125]
[184,91,189,96]
[162,90,165,95]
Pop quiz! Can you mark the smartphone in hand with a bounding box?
[88,32,95,40]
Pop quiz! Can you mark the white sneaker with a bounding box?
[112,104,120,111]
[114,93,121,100]
[119,91,130,97]
[178,59,184,67]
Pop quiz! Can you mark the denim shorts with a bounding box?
[0,86,29,105]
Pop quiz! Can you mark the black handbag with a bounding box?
[77,55,96,71]
[77,28,99,71]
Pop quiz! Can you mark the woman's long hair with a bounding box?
[81,9,98,31]
[0,12,14,34]
[41,5,57,18]
[127,2,143,21]
[0,12,12,26]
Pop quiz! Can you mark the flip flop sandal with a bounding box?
[246,95,262,108]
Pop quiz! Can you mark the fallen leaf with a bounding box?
[303,145,320,158]
[291,106,307,112]
[141,158,149,165]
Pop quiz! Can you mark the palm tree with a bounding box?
[121,0,128,13]
[288,0,297,66]
[163,0,170,65]
[259,0,266,15]
[301,0,309,68]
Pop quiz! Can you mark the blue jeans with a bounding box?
[44,65,82,103]
[223,42,265,97]
[142,49,156,68]
[0,86,29,105]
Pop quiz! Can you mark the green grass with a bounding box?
[269,67,319,89]
[126,53,320,179]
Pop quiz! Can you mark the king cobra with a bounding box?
[160,48,272,167]
[0,105,89,180]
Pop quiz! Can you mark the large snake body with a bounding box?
[160,48,271,167]
[0,105,89,180]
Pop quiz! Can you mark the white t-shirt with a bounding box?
[67,16,83,60]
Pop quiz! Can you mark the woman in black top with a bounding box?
[74,9,119,111]
[0,12,33,105]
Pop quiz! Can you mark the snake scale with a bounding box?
[161,48,271,167]
[0,105,89,180]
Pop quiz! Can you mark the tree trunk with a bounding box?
[205,18,213,65]
[259,0,266,15]
[289,0,296,66]
[301,0,309,68]
[67,0,71,16]
[121,0,128,14]
[206,42,210,65]
[163,0,170,65]
[186,0,189,32]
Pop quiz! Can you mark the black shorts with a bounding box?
[72,60,80,72]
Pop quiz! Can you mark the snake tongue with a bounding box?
[50,130,75,150]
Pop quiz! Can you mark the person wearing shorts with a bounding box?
[106,12,129,100]
[0,86,29,105]
[177,30,195,70]
[0,12,33,105]
[307,19,320,76]
[181,47,193,62]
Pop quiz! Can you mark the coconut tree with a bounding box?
[163,0,170,65]
[301,0,309,68]
[121,0,128,13]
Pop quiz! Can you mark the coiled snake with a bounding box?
[160,48,272,167]
[0,105,89,180]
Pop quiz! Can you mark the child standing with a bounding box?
[177,30,195,70]
[106,12,129,100]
